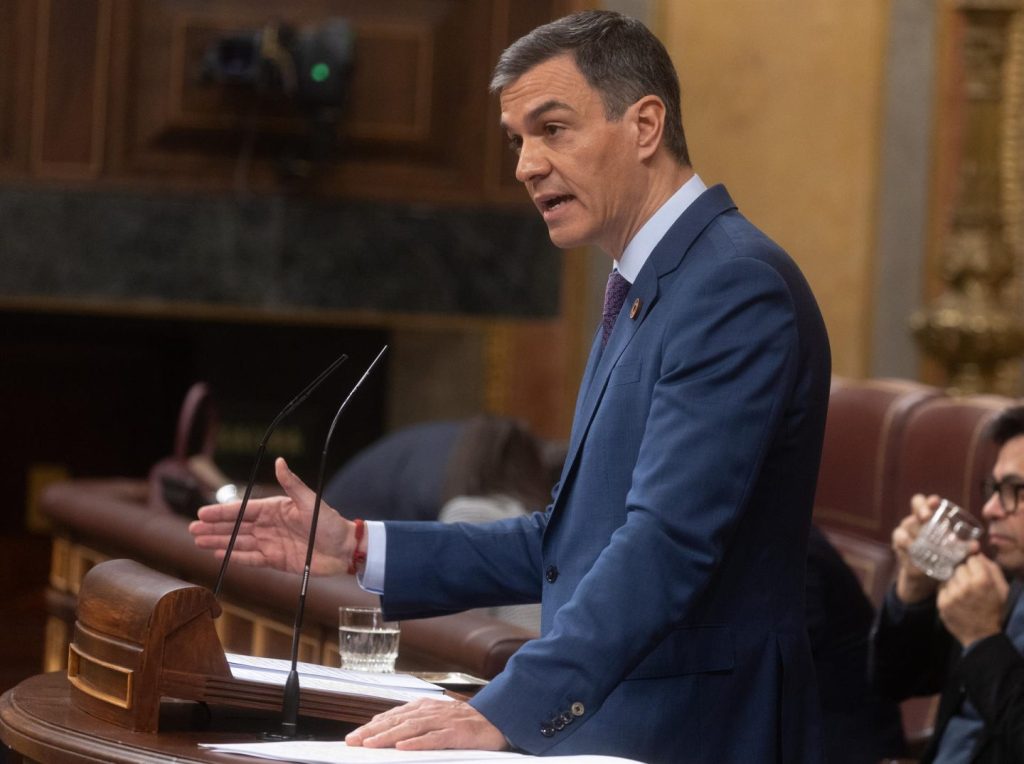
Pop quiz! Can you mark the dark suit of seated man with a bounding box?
[806,525,906,763]
[871,405,1024,763]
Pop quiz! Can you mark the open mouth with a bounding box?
[542,194,575,212]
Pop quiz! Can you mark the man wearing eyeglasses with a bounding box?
[871,406,1024,763]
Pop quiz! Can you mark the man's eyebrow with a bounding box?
[500,99,575,130]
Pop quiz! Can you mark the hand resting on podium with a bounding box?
[187,456,507,753]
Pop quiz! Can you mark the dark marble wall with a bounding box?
[0,186,560,318]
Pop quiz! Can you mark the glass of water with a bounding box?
[908,498,985,581]
[339,606,400,672]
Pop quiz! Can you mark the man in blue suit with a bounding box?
[191,10,831,762]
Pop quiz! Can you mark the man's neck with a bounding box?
[607,162,695,260]
[614,170,705,282]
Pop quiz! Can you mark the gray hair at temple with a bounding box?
[490,10,690,167]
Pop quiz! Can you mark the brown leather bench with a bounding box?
[40,478,534,681]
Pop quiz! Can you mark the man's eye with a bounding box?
[507,136,522,155]
[544,124,563,137]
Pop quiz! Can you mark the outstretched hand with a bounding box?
[189,457,354,576]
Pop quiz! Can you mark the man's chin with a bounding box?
[545,227,587,251]
[992,549,1024,577]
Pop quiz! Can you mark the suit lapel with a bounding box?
[552,185,738,515]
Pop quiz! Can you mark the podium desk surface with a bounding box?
[1,672,357,763]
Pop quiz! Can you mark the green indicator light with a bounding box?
[310,62,330,83]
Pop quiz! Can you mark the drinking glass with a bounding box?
[908,499,985,581]
[338,606,400,672]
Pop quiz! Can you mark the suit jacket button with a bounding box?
[540,725,555,738]
[560,712,574,725]
[545,565,559,583]
[570,702,585,717]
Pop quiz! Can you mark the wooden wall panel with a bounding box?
[113,0,501,201]
[30,0,112,178]
[0,3,17,166]
[4,0,575,201]
[0,1,35,172]
[161,15,437,144]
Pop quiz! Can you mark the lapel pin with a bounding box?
[630,298,642,320]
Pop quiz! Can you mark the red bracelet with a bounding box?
[347,518,366,575]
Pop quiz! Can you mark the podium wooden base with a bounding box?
[1,672,357,764]
[68,559,399,733]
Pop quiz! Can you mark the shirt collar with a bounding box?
[614,173,707,283]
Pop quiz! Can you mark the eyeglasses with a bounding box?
[981,476,1024,514]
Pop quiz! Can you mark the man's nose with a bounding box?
[515,139,549,184]
[982,488,1005,521]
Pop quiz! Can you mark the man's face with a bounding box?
[499,55,644,255]
[982,434,1024,576]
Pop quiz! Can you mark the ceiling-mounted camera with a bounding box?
[201,19,355,180]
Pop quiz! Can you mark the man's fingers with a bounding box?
[360,720,428,749]
[892,525,913,551]
[910,493,938,523]
[347,706,421,746]
[194,502,244,524]
[345,698,505,752]
[394,729,453,751]
[190,519,254,537]
[967,554,1009,595]
[275,457,316,507]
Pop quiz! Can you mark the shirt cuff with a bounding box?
[356,520,386,594]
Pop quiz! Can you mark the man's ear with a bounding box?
[633,95,666,161]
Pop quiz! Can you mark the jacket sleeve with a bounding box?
[869,586,954,700]
[381,511,548,618]
[955,633,1024,757]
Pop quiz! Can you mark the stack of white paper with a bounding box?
[226,653,452,705]
[199,740,645,764]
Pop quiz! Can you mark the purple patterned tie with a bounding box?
[602,270,631,346]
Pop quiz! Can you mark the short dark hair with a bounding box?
[490,10,690,166]
[986,406,1024,446]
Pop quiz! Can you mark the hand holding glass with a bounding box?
[908,499,985,581]
[339,606,400,672]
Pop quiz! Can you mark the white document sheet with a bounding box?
[225,653,452,705]
[199,740,645,764]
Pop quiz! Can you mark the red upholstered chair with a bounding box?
[814,377,941,544]
[890,393,1014,529]
[819,526,896,610]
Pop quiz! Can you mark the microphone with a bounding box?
[278,344,388,739]
[212,352,348,599]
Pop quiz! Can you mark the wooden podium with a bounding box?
[66,559,401,733]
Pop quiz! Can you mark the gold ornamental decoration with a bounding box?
[911,0,1024,394]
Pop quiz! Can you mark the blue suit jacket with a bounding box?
[382,185,832,763]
